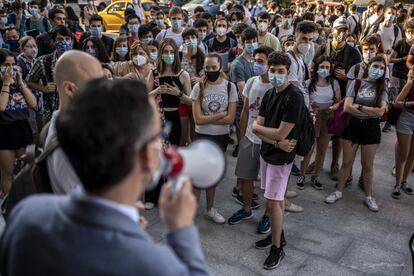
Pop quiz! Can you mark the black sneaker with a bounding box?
[296,175,305,190]
[232,186,240,197]
[358,176,364,190]
[382,122,391,133]
[252,193,259,200]
[345,175,353,187]
[255,231,286,250]
[235,195,260,209]
[263,246,285,270]
[232,144,239,157]
[311,175,323,190]
[227,208,253,225]
[255,234,272,250]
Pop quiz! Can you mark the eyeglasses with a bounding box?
[134,121,171,152]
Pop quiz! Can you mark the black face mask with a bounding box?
[206,70,220,82]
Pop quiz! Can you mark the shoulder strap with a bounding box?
[330,79,335,101]
[43,17,49,32]
[354,63,360,79]
[162,29,167,40]
[229,38,236,49]
[227,80,231,95]
[208,37,214,50]
[354,79,362,96]
[37,135,59,163]
[25,17,30,30]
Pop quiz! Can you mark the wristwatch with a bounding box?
[358,105,363,111]
[273,140,280,148]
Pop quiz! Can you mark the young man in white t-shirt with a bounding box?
[228,46,274,226]
[287,21,317,108]
[378,6,402,53]
[155,7,184,46]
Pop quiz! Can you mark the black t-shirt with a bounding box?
[206,37,235,53]
[259,84,304,166]
[392,39,411,79]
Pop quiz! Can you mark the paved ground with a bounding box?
[0,124,413,275]
[145,125,413,276]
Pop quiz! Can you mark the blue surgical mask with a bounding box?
[90,26,102,37]
[284,18,292,26]
[198,32,206,41]
[185,38,198,49]
[162,54,174,65]
[269,73,286,87]
[368,67,384,80]
[129,24,140,34]
[0,17,7,25]
[55,40,73,54]
[363,52,376,63]
[149,52,158,61]
[29,7,38,16]
[253,62,268,76]
[141,37,153,44]
[116,47,128,57]
[245,42,258,55]
[156,19,164,27]
[172,19,182,29]
[317,69,330,78]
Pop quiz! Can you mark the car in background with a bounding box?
[99,0,155,31]
[181,0,221,16]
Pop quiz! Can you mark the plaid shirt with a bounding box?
[28,51,59,123]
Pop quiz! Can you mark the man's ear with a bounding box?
[62,81,78,99]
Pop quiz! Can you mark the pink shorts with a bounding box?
[260,158,293,201]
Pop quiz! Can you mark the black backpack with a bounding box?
[296,105,315,157]
[1,125,57,219]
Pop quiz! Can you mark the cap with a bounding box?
[333,18,349,30]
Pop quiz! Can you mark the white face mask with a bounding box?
[297,43,311,55]
[258,22,268,32]
[216,27,227,37]
[133,54,147,66]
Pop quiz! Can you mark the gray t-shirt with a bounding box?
[190,80,238,135]
[346,79,388,110]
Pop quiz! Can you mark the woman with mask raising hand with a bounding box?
[148,38,192,146]
[325,56,388,212]
[110,41,152,82]
[190,53,238,224]
[0,49,37,197]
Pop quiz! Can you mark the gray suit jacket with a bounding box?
[0,193,209,276]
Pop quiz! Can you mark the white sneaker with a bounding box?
[206,208,225,224]
[285,202,303,213]
[325,192,342,204]
[364,197,379,212]
[286,190,298,199]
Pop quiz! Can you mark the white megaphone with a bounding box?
[160,139,226,195]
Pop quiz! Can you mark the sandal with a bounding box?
[392,185,401,199]
[401,181,413,195]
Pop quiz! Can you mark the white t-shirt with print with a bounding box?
[190,80,238,135]
[378,24,402,52]
[243,76,273,144]
[155,29,183,47]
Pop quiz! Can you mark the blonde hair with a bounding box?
[130,40,150,60]
[19,36,36,51]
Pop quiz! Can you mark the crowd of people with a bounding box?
[0,0,414,272]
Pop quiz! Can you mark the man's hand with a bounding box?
[45,82,56,93]
[159,180,196,230]
[334,68,347,80]
[252,120,259,133]
[278,139,296,153]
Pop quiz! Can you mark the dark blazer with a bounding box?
[0,193,209,276]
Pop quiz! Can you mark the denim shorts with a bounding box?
[396,110,414,135]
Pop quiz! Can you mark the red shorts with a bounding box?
[179,104,192,117]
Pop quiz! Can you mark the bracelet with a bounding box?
[177,91,184,98]
[273,140,280,149]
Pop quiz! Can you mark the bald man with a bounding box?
[44,50,104,194]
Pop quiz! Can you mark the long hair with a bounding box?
[308,55,333,94]
[130,40,150,61]
[363,56,386,107]
[82,37,110,63]
[157,38,181,75]
[182,28,205,76]
[197,53,228,102]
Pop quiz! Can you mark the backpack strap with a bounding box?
[25,17,30,31]
[353,63,360,79]
[207,37,214,51]
[43,17,49,32]
[37,135,59,163]
[227,80,231,95]
[330,79,336,101]
[354,79,362,96]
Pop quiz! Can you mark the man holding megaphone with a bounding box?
[0,80,210,276]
